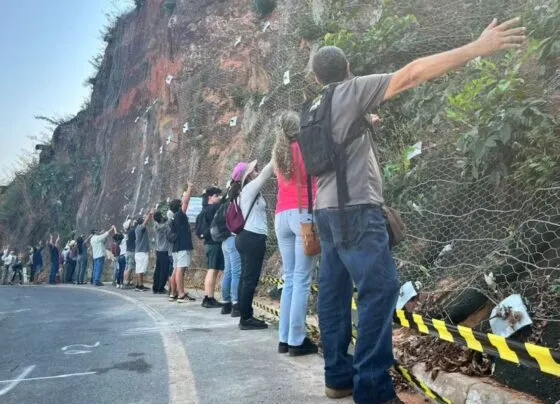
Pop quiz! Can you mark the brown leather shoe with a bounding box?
[325,386,353,399]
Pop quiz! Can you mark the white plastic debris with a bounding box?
[259,96,266,108]
[406,141,422,160]
[166,135,172,145]
[165,75,174,85]
[490,294,532,338]
[134,116,140,123]
[234,36,242,47]
[152,98,160,105]
[230,116,237,127]
[484,272,497,292]
[131,167,136,174]
[144,156,150,165]
[396,281,418,310]
[159,146,163,154]
[183,122,189,133]
[263,21,270,32]
[283,70,290,85]
[166,197,171,204]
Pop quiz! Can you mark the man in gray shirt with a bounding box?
[134,211,153,291]
[310,18,525,403]
[153,210,172,294]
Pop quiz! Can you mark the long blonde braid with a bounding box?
[272,110,300,179]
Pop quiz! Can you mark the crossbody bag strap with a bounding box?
[244,193,259,221]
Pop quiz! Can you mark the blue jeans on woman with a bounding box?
[76,254,88,284]
[92,257,105,285]
[221,236,241,303]
[48,260,59,284]
[275,208,314,347]
[315,205,399,404]
[117,255,126,285]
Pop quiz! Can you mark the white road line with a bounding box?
[66,286,198,404]
[0,309,31,315]
[0,371,96,384]
[0,365,36,396]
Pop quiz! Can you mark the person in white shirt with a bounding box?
[90,225,116,286]
[230,160,273,330]
[2,247,13,285]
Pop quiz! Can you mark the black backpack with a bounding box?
[298,83,372,246]
[210,201,231,242]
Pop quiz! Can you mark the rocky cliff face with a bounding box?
[45,0,334,235]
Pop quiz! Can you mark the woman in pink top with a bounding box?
[272,111,318,356]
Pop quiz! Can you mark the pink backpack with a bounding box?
[225,196,258,234]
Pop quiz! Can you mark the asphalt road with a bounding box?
[0,284,423,404]
[0,285,168,404]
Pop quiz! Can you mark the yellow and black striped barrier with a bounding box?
[394,309,560,378]
[261,275,319,293]
[259,275,560,378]
[254,299,451,404]
[252,299,320,336]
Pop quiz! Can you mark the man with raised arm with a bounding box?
[169,182,196,303]
[90,226,116,286]
[309,18,526,403]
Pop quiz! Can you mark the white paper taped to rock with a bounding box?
[283,70,290,85]
[166,135,172,145]
[159,146,163,154]
[165,75,173,85]
[230,116,237,127]
[183,122,189,133]
[406,141,422,160]
[144,156,150,165]
[490,294,532,338]
[396,281,418,310]
[131,167,136,174]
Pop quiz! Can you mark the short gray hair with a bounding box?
[312,46,349,84]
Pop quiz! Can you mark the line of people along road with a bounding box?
[1,22,526,402]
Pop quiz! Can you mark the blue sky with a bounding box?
[0,0,133,184]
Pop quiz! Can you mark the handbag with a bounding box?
[295,162,321,256]
[383,205,406,249]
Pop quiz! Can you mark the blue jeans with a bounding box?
[275,208,314,346]
[316,205,399,404]
[76,255,88,283]
[92,257,105,285]
[49,261,59,284]
[117,255,126,284]
[221,236,241,303]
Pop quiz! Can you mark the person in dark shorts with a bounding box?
[196,187,224,308]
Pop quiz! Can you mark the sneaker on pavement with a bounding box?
[239,317,268,330]
[325,386,353,399]
[168,295,178,302]
[135,285,141,292]
[231,303,241,318]
[177,294,193,303]
[202,297,222,308]
[221,302,232,315]
[288,337,318,357]
[278,342,289,354]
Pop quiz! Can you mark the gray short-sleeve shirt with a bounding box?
[315,74,392,210]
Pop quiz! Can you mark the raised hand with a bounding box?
[474,17,526,57]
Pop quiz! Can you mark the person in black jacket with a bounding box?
[196,187,224,308]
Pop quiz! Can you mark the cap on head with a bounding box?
[232,160,258,186]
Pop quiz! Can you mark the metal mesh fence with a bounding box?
[100,0,559,335]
